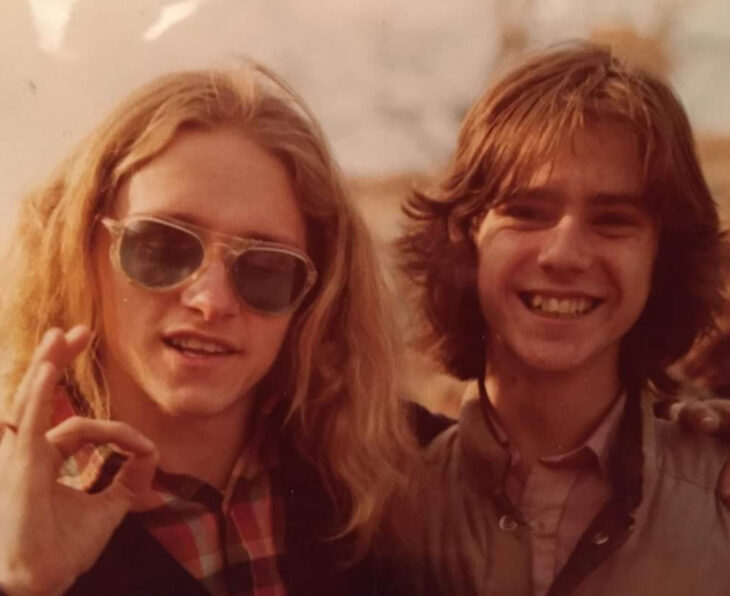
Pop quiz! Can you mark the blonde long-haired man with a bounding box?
[0,66,415,595]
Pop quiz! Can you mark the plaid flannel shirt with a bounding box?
[56,395,288,596]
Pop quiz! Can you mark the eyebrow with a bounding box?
[500,187,553,203]
[588,192,645,207]
[156,211,300,246]
[504,188,645,207]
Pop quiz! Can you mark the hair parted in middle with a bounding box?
[1,65,415,553]
[399,41,729,394]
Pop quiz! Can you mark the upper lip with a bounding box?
[162,329,239,352]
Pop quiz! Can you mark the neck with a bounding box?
[109,391,256,491]
[484,347,622,465]
[123,407,251,490]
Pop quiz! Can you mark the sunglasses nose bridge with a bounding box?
[208,239,230,255]
[179,242,242,319]
[208,240,241,271]
[195,240,239,285]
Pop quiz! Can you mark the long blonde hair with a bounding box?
[1,65,415,552]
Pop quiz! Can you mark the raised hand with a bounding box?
[0,327,158,595]
[667,398,730,503]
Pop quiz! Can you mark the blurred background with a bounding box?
[2,0,729,414]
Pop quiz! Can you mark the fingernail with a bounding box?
[137,434,156,452]
[66,325,90,341]
[43,327,63,345]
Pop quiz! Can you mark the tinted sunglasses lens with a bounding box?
[232,249,310,313]
[119,220,203,288]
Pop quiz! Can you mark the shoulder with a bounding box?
[634,408,730,564]
[404,400,456,447]
[651,415,728,493]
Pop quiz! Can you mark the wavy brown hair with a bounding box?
[399,42,729,394]
[0,65,415,553]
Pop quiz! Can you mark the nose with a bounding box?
[180,256,240,321]
[536,216,593,275]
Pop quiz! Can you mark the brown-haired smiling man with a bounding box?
[389,42,730,595]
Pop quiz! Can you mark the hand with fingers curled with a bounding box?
[0,326,158,596]
[655,396,730,503]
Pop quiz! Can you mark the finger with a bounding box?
[108,449,160,512]
[11,328,66,421]
[52,325,92,368]
[696,399,730,439]
[19,361,64,440]
[676,400,720,434]
[0,421,18,453]
[0,422,19,450]
[653,398,681,421]
[16,327,91,435]
[46,417,156,460]
[31,326,89,372]
[36,325,90,382]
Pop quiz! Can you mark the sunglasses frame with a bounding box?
[100,214,318,316]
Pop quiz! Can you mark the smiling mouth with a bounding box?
[163,336,236,357]
[519,292,602,318]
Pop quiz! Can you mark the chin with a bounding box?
[153,389,243,420]
[518,340,616,375]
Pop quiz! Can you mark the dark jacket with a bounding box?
[68,402,453,595]
[67,435,370,596]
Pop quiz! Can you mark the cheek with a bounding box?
[476,233,528,293]
[99,286,145,363]
[633,260,656,314]
[614,240,657,322]
[95,257,165,356]
[627,235,658,293]
[476,251,509,325]
[248,315,294,363]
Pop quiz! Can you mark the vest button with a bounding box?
[592,531,610,545]
[499,515,518,531]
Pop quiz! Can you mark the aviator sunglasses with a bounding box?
[101,215,318,315]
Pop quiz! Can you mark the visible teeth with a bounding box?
[168,336,231,354]
[524,294,595,317]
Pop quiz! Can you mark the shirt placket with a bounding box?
[520,463,580,596]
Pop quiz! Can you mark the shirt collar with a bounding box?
[54,388,280,503]
[456,380,628,495]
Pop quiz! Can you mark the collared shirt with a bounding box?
[55,394,287,596]
[483,394,626,596]
[385,386,730,596]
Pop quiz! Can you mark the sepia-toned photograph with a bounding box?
[1,1,729,594]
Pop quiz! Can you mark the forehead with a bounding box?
[113,127,307,248]
[520,123,645,199]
